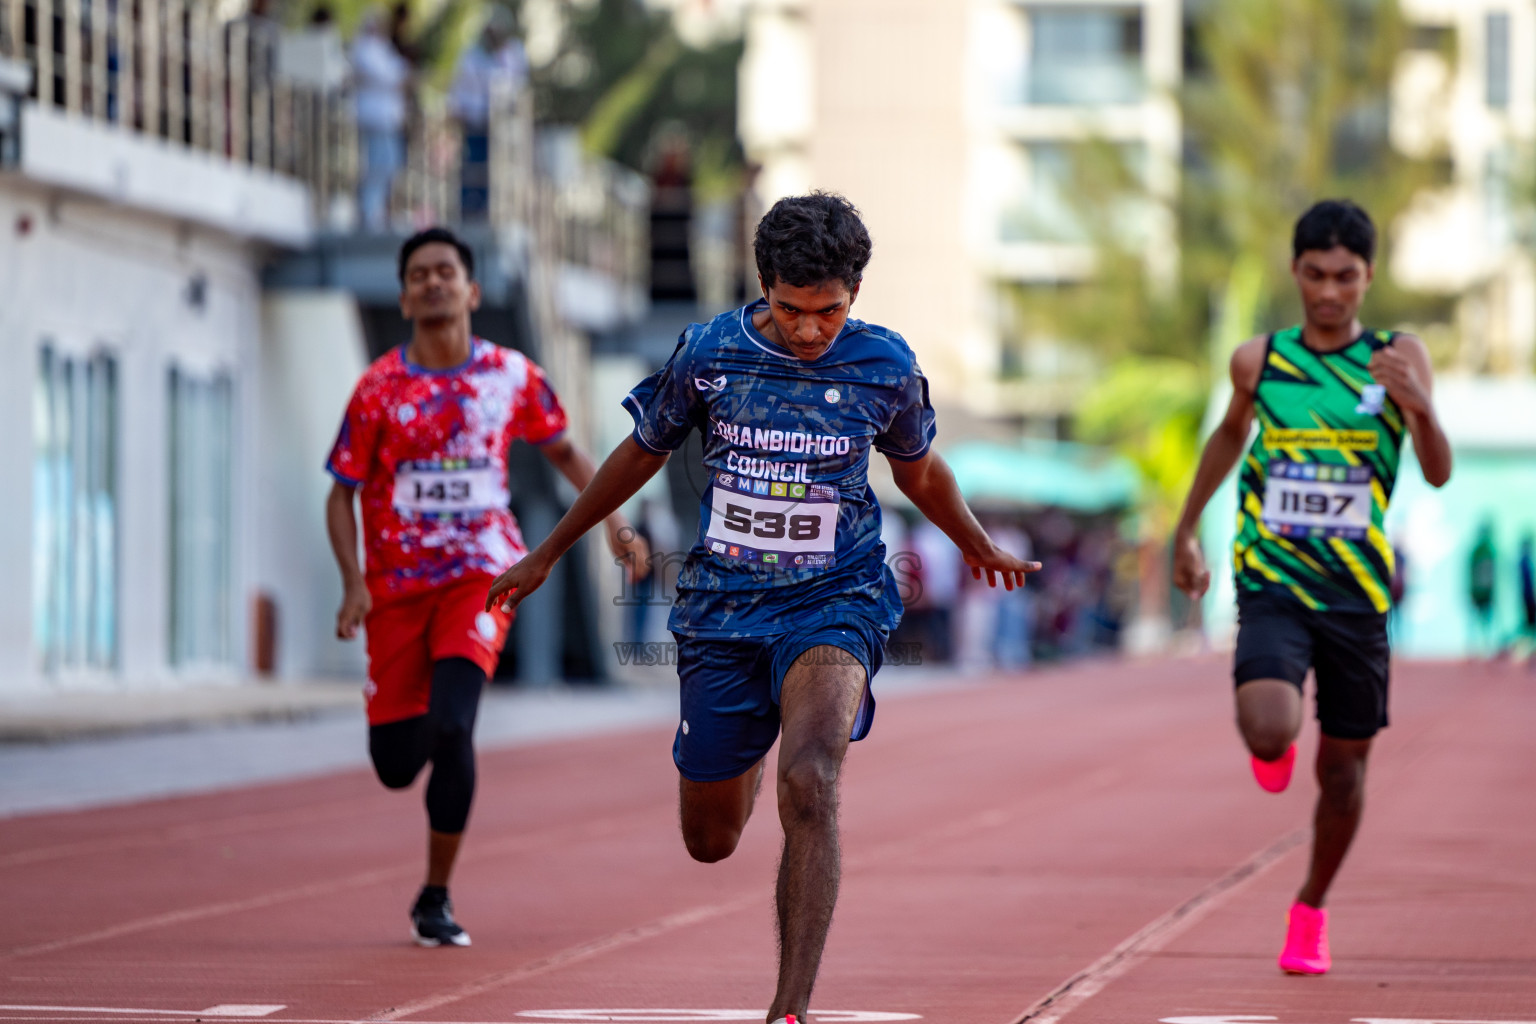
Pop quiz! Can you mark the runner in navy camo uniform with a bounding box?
[487,193,1041,1023]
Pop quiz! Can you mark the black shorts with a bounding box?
[1233,589,1390,740]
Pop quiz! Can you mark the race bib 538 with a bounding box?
[704,474,838,568]
[392,458,509,514]
[1261,461,1373,540]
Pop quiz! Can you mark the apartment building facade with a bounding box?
[738,0,1182,429]
[1394,0,1536,376]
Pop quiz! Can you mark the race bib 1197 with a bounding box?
[704,473,838,569]
[392,458,509,515]
[1261,461,1373,540]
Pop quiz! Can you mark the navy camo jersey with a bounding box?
[625,298,937,638]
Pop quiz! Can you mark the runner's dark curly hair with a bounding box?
[754,192,873,291]
[398,227,476,283]
[1293,199,1375,264]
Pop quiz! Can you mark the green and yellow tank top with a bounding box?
[1233,326,1405,614]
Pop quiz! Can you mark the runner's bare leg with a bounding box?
[679,762,765,863]
[769,645,865,1023]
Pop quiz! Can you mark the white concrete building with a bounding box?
[738,0,1182,426]
[1393,0,1536,376]
[0,1,330,694]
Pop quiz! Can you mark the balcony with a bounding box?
[0,0,646,312]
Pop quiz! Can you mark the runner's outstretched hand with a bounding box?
[1172,527,1210,599]
[963,545,1043,591]
[485,550,554,615]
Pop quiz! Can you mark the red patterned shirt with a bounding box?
[327,340,568,597]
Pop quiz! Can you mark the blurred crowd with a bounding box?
[1466,519,1536,664]
[295,2,529,231]
[882,509,1136,671]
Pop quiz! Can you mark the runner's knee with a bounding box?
[369,715,430,789]
[1242,724,1295,764]
[777,754,839,827]
[681,818,743,863]
[1315,754,1366,805]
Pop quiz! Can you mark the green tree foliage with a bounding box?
[519,0,744,191]
[1012,0,1453,516]
[280,0,744,189]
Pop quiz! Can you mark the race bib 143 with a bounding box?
[392,458,509,515]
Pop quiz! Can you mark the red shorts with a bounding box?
[363,573,512,725]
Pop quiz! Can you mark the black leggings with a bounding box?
[368,657,485,834]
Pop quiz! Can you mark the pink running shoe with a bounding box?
[1251,743,1297,793]
[1278,901,1330,974]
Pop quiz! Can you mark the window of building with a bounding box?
[1486,11,1510,109]
[168,367,234,668]
[1000,143,1148,244]
[1025,5,1144,106]
[33,345,119,672]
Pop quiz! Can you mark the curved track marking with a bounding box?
[1005,828,1308,1024]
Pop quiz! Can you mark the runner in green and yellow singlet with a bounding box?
[1173,201,1452,977]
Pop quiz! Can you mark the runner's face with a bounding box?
[1292,246,1372,331]
[400,243,481,325]
[759,277,859,361]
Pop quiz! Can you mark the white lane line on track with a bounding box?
[4,811,648,959]
[5,864,402,959]
[1005,827,1309,1024]
[0,1008,284,1019]
[0,1019,903,1024]
[1004,673,1511,1024]
[367,801,1034,1022]
[369,898,761,1021]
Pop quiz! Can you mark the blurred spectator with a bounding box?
[352,11,410,231]
[626,497,679,644]
[1388,539,1409,640]
[989,521,1034,670]
[956,550,1000,672]
[450,10,528,221]
[1514,533,1535,665]
[1469,520,1497,657]
[910,520,962,664]
[388,2,422,67]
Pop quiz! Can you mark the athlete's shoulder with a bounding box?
[691,305,751,350]
[476,338,548,388]
[362,345,407,380]
[661,308,743,373]
[1229,334,1270,393]
[1379,329,1434,373]
[840,317,923,377]
[350,346,408,404]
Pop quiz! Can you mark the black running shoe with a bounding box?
[410,885,471,947]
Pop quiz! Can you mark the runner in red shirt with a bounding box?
[325,227,646,947]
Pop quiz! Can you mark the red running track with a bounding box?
[2,657,1534,1024]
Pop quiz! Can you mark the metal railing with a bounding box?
[0,0,313,173]
[0,0,646,297]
